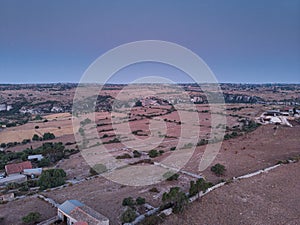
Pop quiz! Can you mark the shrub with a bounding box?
[133,150,142,158]
[34,125,39,129]
[121,208,136,223]
[136,197,145,205]
[122,197,135,207]
[90,164,107,175]
[141,214,164,225]
[148,149,159,158]
[22,212,41,224]
[116,153,132,159]
[170,147,176,151]
[211,163,226,176]
[0,143,6,148]
[149,187,159,193]
[163,171,179,181]
[197,139,208,146]
[32,134,40,141]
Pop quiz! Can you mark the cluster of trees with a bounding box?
[0,142,78,169]
[38,168,66,190]
[0,138,31,149]
[32,132,55,141]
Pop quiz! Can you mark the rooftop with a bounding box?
[5,161,32,175]
[58,200,109,225]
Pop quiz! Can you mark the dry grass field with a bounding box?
[0,113,74,143]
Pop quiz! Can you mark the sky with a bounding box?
[0,0,300,84]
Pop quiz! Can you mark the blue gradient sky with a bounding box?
[0,0,299,83]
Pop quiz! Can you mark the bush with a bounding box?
[90,164,107,175]
[121,208,136,223]
[34,126,39,129]
[141,215,164,225]
[148,149,159,158]
[22,139,31,145]
[37,158,50,167]
[163,171,179,181]
[211,163,226,176]
[197,139,208,146]
[22,212,41,224]
[32,134,40,141]
[133,150,142,158]
[136,197,145,205]
[0,143,6,148]
[170,147,176,151]
[122,197,135,207]
[149,187,159,193]
[116,153,132,159]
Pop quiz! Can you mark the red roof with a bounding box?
[5,161,32,175]
[74,222,88,225]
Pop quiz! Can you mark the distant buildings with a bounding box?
[257,108,299,127]
[0,103,13,112]
[58,200,109,225]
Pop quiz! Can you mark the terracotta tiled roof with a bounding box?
[5,161,32,175]
[74,222,88,225]
[70,206,108,225]
[59,200,109,225]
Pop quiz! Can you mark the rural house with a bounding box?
[5,161,32,175]
[58,200,109,225]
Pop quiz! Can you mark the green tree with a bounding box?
[211,163,226,176]
[38,169,66,190]
[22,212,41,224]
